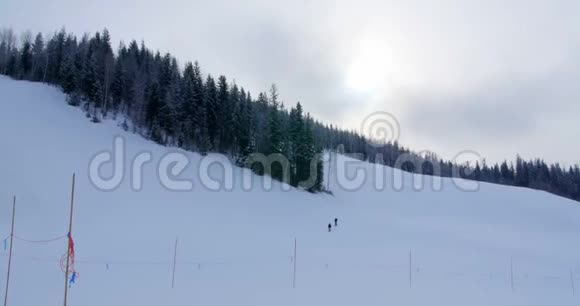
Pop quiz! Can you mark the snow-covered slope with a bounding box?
[1,75,580,306]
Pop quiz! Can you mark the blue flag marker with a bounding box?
[69,272,77,287]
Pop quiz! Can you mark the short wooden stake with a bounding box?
[409,250,412,289]
[570,269,575,296]
[510,257,514,291]
[171,238,178,288]
[292,238,297,289]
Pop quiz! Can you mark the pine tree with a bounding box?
[82,52,100,106]
[515,156,530,187]
[98,29,114,116]
[205,74,219,149]
[254,92,269,154]
[111,57,125,113]
[192,61,208,151]
[229,83,241,154]
[158,96,177,146]
[236,88,254,165]
[60,52,77,94]
[303,114,323,192]
[31,32,45,81]
[216,75,231,153]
[145,82,163,142]
[197,105,211,155]
[267,84,283,155]
[178,62,197,148]
[266,84,287,182]
[288,102,305,185]
[19,39,32,79]
[474,162,482,181]
[45,28,66,83]
[5,49,17,77]
[492,164,501,182]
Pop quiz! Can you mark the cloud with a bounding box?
[398,58,580,163]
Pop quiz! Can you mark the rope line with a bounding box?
[2,233,66,252]
[14,234,67,243]
[1,251,578,287]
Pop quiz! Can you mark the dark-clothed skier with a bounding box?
[334,218,338,227]
[328,223,332,232]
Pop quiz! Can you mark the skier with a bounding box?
[334,218,338,227]
[328,223,332,232]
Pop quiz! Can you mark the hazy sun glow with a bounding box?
[346,38,393,94]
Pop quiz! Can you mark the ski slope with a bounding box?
[1,75,580,306]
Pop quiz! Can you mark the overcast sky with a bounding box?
[1,0,579,165]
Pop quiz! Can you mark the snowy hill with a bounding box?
[1,75,580,306]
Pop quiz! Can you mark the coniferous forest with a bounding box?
[1,28,579,200]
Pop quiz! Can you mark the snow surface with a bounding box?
[1,75,580,305]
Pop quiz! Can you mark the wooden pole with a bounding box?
[292,238,297,289]
[63,173,76,306]
[409,250,412,289]
[510,257,514,291]
[570,269,575,296]
[3,196,16,306]
[171,238,178,288]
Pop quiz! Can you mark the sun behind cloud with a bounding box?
[345,36,394,94]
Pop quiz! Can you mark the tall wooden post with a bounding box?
[171,238,178,288]
[63,174,76,306]
[292,238,297,289]
[3,196,16,306]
